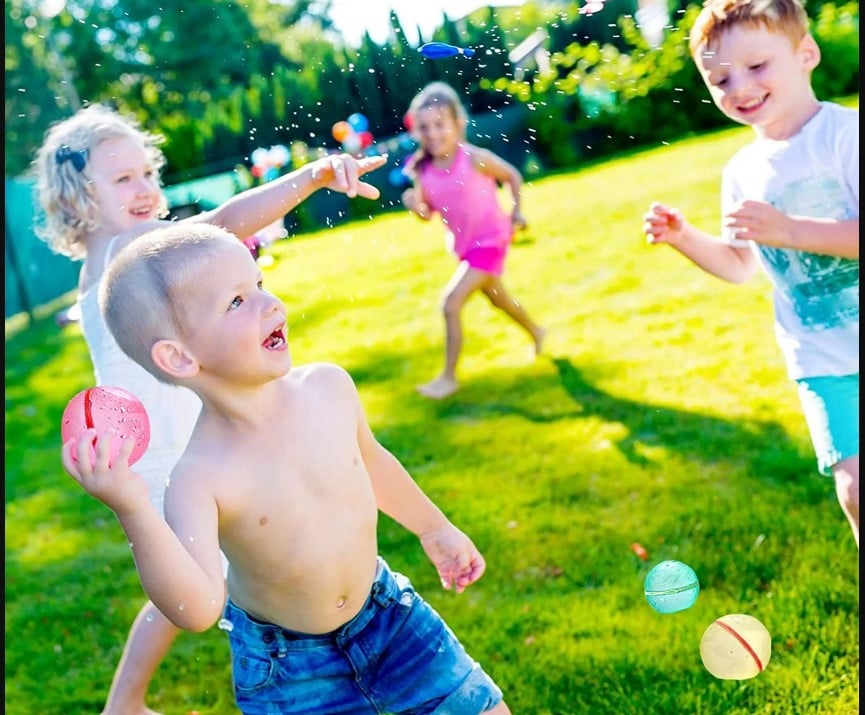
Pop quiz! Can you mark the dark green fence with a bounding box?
[5,178,79,320]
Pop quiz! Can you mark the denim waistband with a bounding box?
[223,557,396,647]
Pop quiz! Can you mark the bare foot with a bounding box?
[417,376,459,400]
[532,327,547,357]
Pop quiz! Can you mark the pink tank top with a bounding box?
[417,145,513,258]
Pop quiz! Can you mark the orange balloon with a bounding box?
[332,121,351,142]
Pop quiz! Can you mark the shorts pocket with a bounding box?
[231,647,276,693]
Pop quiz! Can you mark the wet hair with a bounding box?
[404,82,469,175]
[100,224,237,382]
[689,0,810,57]
[33,104,168,260]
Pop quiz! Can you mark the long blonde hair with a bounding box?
[33,104,168,260]
[404,82,469,175]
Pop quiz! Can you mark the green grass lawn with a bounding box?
[5,122,859,714]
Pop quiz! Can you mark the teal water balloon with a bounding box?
[644,560,700,614]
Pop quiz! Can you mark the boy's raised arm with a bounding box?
[62,430,226,632]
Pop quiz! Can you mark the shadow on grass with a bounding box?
[421,355,815,488]
[344,348,824,542]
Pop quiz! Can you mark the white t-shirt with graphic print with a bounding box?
[721,102,859,380]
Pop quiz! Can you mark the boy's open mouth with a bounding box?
[264,327,286,349]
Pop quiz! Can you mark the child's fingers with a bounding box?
[118,435,136,466]
[75,429,98,473]
[329,157,351,194]
[355,181,381,200]
[358,154,387,175]
[341,158,360,197]
[61,438,84,479]
[92,429,117,469]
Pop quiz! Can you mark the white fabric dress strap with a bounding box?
[103,234,122,271]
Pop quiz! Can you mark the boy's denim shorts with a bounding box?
[220,557,504,715]
[796,373,859,476]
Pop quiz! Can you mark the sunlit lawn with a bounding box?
[5,120,859,714]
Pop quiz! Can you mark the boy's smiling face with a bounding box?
[695,24,819,138]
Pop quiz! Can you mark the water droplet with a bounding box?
[217,618,234,632]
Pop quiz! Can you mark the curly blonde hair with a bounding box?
[33,104,168,260]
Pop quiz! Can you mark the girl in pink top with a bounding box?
[402,82,546,399]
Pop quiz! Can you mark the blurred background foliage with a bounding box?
[4,0,859,181]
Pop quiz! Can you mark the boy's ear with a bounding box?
[151,339,199,380]
[800,33,821,71]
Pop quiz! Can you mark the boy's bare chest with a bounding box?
[212,413,369,515]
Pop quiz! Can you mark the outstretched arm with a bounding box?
[191,153,388,238]
[62,430,226,632]
[346,373,485,592]
[643,201,759,283]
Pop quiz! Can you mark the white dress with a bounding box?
[77,241,202,515]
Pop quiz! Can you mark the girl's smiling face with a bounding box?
[413,104,463,161]
[88,135,165,238]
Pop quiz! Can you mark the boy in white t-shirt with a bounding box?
[643,0,859,547]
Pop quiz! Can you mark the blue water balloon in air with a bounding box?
[418,42,475,59]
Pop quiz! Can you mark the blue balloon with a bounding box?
[388,167,411,189]
[347,113,369,133]
[418,42,475,59]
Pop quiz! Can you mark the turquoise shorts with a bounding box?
[795,374,859,476]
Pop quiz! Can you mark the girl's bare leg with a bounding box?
[418,265,490,399]
[102,600,180,715]
[482,276,546,355]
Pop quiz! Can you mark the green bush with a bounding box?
[489,2,859,169]
[811,2,861,100]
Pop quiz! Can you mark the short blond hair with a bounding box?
[33,104,168,260]
[689,0,810,57]
[100,224,236,382]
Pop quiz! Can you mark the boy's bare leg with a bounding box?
[833,455,859,548]
[102,600,180,715]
